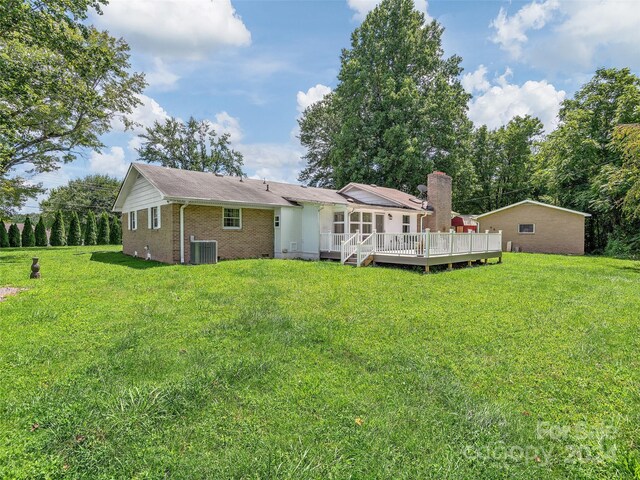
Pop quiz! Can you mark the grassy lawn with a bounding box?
[1,246,639,479]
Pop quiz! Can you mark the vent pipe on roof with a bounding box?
[266,184,270,192]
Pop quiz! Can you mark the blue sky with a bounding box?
[21,0,640,213]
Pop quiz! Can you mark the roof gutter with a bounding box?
[180,202,189,264]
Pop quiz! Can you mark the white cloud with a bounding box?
[237,143,304,184]
[296,84,332,113]
[210,111,243,143]
[467,67,565,132]
[461,65,490,94]
[89,147,129,177]
[535,0,640,70]
[96,0,251,60]
[146,58,180,91]
[490,0,560,58]
[112,94,170,134]
[347,0,431,21]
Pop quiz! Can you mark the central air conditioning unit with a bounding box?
[190,238,218,264]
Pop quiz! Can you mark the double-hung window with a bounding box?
[350,212,360,234]
[402,215,411,233]
[129,211,137,231]
[149,206,160,229]
[223,208,242,229]
[361,212,373,234]
[333,212,345,234]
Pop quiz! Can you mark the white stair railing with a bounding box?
[356,232,376,266]
[341,231,360,264]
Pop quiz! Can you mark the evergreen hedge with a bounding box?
[50,211,66,246]
[35,217,48,246]
[67,212,82,246]
[8,223,21,247]
[97,212,110,245]
[0,222,9,248]
[109,215,122,245]
[21,217,36,247]
[84,211,97,246]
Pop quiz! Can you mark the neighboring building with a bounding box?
[451,215,477,233]
[475,200,591,255]
[113,164,456,264]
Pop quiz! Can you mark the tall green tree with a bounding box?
[84,211,97,246]
[97,212,110,245]
[34,216,48,246]
[50,210,66,246]
[137,117,245,176]
[67,211,82,246]
[40,175,120,225]
[298,0,472,202]
[0,0,145,216]
[0,222,9,247]
[8,223,20,247]
[536,68,640,252]
[21,216,35,247]
[109,215,122,245]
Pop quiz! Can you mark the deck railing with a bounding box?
[321,230,503,266]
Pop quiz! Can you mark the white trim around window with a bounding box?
[128,210,137,231]
[518,223,535,234]
[223,207,242,230]
[148,206,161,230]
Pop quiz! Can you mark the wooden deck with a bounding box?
[319,231,503,270]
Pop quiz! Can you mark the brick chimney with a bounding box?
[425,171,452,232]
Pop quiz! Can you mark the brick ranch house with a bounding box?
[112,163,458,264]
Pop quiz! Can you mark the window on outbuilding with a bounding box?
[518,223,535,234]
[223,208,241,229]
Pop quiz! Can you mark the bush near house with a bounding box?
[109,215,122,245]
[0,247,639,479]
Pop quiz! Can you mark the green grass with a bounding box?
[1,246,639,479]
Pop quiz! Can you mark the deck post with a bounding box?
[425,229,430,258]
[469,230,473,254]
[425,264,430,273]
[467,260,472,267]
[449,229,454,255]
[447,263,453,271]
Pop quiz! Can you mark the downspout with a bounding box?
[180,202,189,264]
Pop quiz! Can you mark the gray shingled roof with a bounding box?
[132,163,349,207]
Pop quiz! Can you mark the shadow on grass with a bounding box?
[616,264,640,274]
[90,251,168,270]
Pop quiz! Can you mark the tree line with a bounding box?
[0,211,121,248]
[297,0,640,256]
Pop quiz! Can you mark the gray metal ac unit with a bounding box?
[190,240,218,264]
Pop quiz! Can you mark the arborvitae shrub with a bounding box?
[97,212,110,245]
[109,215,122,245]
[21,216,36,247]
[0,222,9,248]
[35,217,48,246]
[50,211,66,246]
[67,212,82,246]
[84,211,97,246]
[8,223,21,247]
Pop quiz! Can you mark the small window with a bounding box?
[333,212,345,234]
[402,215,411,233]
[223,208,241,229]
[129,211,137,231]
[149,206,160,229]
[274,215,280,228]
[518,223,535,234]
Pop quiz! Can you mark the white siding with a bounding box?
[301,204,320,256]
[122,173,167,212]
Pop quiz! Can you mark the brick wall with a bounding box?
[478,204,586,255]
[122,204,176,264]
[182,205,274,262]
